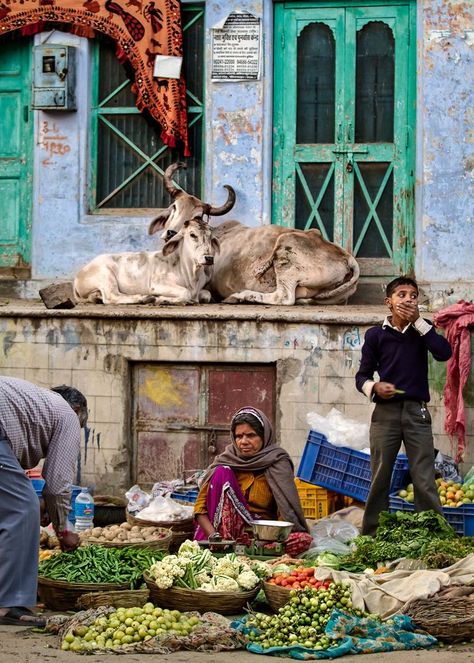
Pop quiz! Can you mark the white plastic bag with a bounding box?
[306,407,369,450]
[125,485,151,514]
[136,495,194,522]
[309,518,360,554]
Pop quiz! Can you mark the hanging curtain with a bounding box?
[0,0,189,155]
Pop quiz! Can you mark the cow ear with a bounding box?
[162,235,182,256]
[211,237,220,254]
[148,210,170,235]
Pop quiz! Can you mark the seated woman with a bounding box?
[194,406,312,556]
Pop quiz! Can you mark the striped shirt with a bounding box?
[0,377,81,531]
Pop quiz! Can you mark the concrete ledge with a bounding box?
[0,298,420,325]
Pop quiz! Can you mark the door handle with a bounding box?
[346,160,353,173]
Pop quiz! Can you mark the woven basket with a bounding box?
[82,527,172,550]
[126,511,194,548]
[37,577,130,611]
[143,572,259,615]
[263,581,292,612]
[76,588,150,610]
[402,596,474,642]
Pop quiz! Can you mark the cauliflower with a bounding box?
[194,570,212,587]
[249,560,273,580]
[236,569,260,590]
[178,539,201,557]
[148,555,188,589]
[213,554,241,579]
[211,575,240,592]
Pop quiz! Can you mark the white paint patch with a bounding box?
[250,147,261,167]
[217,151,248,166]
[428,30,452,43]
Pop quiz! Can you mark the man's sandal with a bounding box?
[0,607,47,627]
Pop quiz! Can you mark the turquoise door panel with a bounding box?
[0,37,33,275]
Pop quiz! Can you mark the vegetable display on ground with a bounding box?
[61,603,201,652]
[246,582,374,650]
[38,545,162,588]
[337,510,474,570]
[147,540,271,592]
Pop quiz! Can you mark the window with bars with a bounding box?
[89,4,204,211]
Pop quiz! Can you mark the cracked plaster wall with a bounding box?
[416,0,474,294]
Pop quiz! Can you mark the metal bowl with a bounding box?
[251,519,293,542]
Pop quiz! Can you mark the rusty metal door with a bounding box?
[133,363,275,487]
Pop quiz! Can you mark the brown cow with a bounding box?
[148,164,359,305]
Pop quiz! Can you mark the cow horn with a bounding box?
[207,185,236,216]
[163,162,186,198]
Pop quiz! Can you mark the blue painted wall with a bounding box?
[29,2,474,301]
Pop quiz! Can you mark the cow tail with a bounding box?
[254,255,275,279]
[314,255,360,302]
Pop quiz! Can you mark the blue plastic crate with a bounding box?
[171,490,198,504]
[297,430,409,503]
[31,478,45,496]
[31,479,81,523]
[389,493,474,536]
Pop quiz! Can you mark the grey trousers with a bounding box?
[0,438,40,607]
[362,400,443,536]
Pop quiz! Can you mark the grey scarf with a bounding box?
[202,407,309,533]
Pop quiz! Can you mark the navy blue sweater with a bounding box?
[355,321,452,403]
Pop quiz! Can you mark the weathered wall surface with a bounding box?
[416,0,474,296]
[1,306,471,494]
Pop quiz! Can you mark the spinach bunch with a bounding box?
[339,510,464,570]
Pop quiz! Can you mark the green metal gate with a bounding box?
[273,1,416,277]
[0,37,33,277]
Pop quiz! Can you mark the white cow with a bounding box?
[148,163,360,305]
[74,219,219,305]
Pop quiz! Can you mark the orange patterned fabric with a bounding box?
[0,0,189,154]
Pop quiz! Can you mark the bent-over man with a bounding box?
[0,377,88,627]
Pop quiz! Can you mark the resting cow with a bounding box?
[74,219,219,305]
[148,163,359,305]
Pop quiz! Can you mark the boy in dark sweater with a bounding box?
[355,276,452,536]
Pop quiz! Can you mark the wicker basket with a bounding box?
[37,577,130,611]
[126,510,193,531]
[82,527,172,550]
[263,581,292,612]
[402,596,474,643]
[143,572,259,615]
[126,511,194,548]
[76,588,150,610]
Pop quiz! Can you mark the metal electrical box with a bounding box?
[32,44,77,111]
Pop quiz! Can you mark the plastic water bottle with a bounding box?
[74,487,94,532]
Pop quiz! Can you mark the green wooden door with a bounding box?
[273,1,416,277]
[0,38,32,276]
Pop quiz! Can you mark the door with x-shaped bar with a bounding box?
[273,1,416,277]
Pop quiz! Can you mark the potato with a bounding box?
[120,522,132,531]
[91,527,103,537]
[48,536,60,549]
